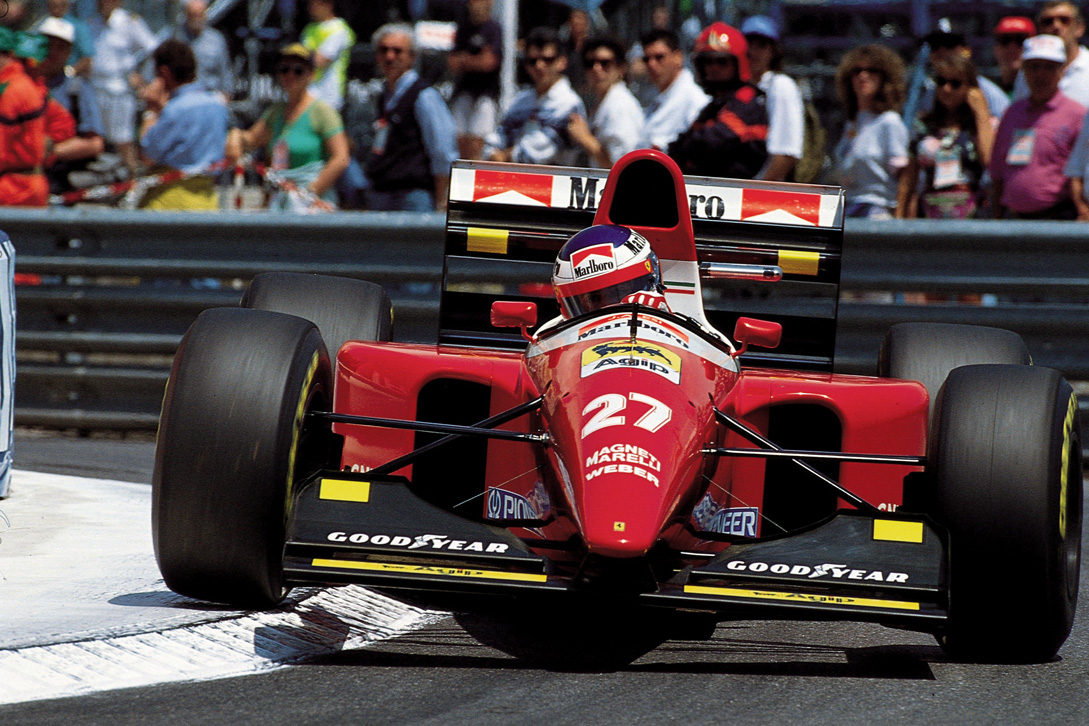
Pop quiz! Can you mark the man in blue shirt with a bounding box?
[139,39,228,210]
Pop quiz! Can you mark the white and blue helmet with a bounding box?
[552,224,663,319]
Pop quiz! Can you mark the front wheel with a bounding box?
[152,308,334,607]
[929,364,1082,662]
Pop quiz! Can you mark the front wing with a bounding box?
[285,471,947,628]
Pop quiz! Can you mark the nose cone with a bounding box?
[581,479,664,557]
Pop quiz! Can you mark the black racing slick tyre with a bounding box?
[929,364,1082,662]
[241,272,393,356]
[152,308,334,607]
[879,323,1030,421]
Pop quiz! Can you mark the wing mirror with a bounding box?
[491,301,537,341]
[732,317,782,358]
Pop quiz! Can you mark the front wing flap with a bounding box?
[644,512,947,625]
[284,471,565,593]
[286,472,948,626]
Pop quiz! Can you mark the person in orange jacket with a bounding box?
[0,27,49,206]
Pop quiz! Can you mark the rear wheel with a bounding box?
[242,272,393,355]
[879,322,1030,421]
[929,364,1082,662]
[152,308,334,607]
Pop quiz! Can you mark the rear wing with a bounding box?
[441,153,845,371]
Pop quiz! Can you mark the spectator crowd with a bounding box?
[3,0,1089,221]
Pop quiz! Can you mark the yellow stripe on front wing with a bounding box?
[684,584,920,611]
[312,559,547,583]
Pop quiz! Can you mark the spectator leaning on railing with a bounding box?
[226,43,349,212]
[138,39,228,210]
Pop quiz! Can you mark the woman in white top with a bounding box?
[833,44,910,219]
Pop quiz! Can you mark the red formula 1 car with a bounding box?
[153,149,1082,663]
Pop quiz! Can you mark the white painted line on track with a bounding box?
[0,470,446,705]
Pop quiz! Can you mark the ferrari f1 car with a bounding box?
[153,149,1082,663]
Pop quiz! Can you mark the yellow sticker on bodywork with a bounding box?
[319,479,371,503]
[778,250,820,276]
[467,227,509,254]
[872,519,924,543]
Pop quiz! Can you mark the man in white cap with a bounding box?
[30,17,106,192]
[991,34,1087,219]
[1013,1,1089,106]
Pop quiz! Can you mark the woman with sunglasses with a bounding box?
[567,36,644,168]
[832,44,909,219]
[227,43,349,211]
[899,55,993,219]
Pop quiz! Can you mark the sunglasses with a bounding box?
[276,63,308,76]
[995,34,1029,46]
[1040,14,1076,26]
[851,66,884,77]
[935,76,966,89]
[584,56,616,69]
[524,54,560,66]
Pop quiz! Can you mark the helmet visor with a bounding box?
[559,269,662,319]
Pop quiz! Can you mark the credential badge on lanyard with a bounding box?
[372,118,390,155]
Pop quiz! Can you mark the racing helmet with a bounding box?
[552,224,665,319]
[692,21,751,83]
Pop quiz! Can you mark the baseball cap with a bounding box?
[994,16,1035,37]
[278,42,313,67]
[741,15,779,42]
[1022,34,1067,63]
[37,17,76,45]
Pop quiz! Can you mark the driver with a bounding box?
[552,224,670,319]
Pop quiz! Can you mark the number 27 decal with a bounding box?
[581,392,672,438]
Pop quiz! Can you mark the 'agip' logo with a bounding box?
[580,340,681,383]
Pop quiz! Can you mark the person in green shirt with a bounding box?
[301,0,354,111]
[227,43,349,210]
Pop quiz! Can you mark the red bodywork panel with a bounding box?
[333,322,928,562]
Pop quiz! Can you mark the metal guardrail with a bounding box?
[3,210,1089,443]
